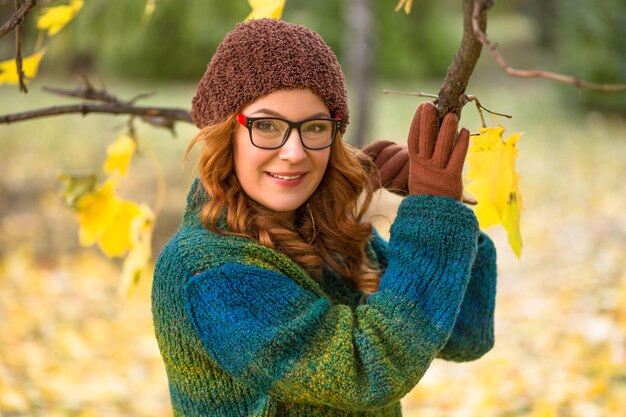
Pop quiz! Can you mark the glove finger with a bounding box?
[378,151,407,185]
[407,103,424,156]
[447,127,470,172]
[418,102,439,159]
[386,159,409,194]
[376,142,404,166]
[361,140,395,160]
[432,112,459,169]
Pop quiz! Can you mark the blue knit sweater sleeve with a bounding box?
[183,195,483,411]
[370,229,497,362]
[437,233,496,361]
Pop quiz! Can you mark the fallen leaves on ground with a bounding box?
[0,249,170,416]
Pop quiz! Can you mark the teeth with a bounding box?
[269,173,302,180]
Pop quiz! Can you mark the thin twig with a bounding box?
[39,79,182,131]
[43,82,120,103]
[1,79,193,130]
[14,0,28,93]
[0,0,36,38]
[44,78,157,105]
[128,91,157,104]
[471,98,486,127]
[465,94,511,127]
[0,103,194,124]
[471,1,626,93]
[382,89,438,99]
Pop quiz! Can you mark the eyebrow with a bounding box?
[249,108,330,119]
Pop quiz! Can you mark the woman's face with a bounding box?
[233,89,332,218]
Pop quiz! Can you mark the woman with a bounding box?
[152,18,497,417]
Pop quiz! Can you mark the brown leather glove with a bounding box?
[361,140,409,196]
[407,102,469,201]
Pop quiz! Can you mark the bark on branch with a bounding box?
[0,0,36,38]
[14,0,29,93]
[0,102,193,124]
[0,79,194,126]
[437,0,493,119]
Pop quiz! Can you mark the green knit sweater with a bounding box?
[152,180,497,416]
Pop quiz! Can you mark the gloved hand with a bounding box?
[361,140,409,195]
[407,102,469,201]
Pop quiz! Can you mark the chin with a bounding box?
[265,201,302,213]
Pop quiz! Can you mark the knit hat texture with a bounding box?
[191,18,349,133]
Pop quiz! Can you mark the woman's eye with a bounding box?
[304,123,328,133]
[254,121,278,131]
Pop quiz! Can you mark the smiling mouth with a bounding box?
[267,172,305,180]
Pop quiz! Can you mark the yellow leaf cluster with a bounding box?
[395,0,414,14]
[0,51,45,86]
[246,0,285,20]
[465,126,523,257]
[1,0,85,88]
[36,0,84,37]
[103,135,137,177]
[120,205,154,297]
[62,134,154,296]
[75,178,152,260]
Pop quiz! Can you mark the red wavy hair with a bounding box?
[186,115,381,294]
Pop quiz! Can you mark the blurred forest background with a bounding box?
[1,0,625,416]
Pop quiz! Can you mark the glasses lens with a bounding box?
[251,119,289,148]
[301,119,335,149]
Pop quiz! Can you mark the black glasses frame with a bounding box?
[237,113,342,150]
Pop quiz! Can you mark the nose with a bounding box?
[278,128,307,163]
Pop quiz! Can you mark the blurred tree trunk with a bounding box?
[343,0,374,147]
[522,0,557,48]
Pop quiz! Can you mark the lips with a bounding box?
[266,171,306,180]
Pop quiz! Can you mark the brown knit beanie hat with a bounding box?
[191,18,349,133]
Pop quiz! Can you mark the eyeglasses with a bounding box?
[237,113,341,150]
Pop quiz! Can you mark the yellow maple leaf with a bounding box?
[37,0,84,37]
[119,204,155,297]
[0,50,46,86]
[246,0,285,20]
[465,126,523,257]
[103,135,137,177]
[75,178,120,247]
[395,0,413,14]
[502,192,522,258]
[98,201,142,257]
[75,177,152,260]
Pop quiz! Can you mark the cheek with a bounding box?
[233,133,268,184]
[232,134,253,184]
[315,150,331,175]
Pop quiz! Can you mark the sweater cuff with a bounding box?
[379,195,480,308]
[390,194,479,260]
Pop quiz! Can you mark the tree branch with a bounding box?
[0,79,194,128]
[471,2,626,92]
[437,0,493,119]
[0,0,36,38]
[382,89,438,99]
[43,76,123,103]
[0,103,194,124]
[14,0,28,93]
